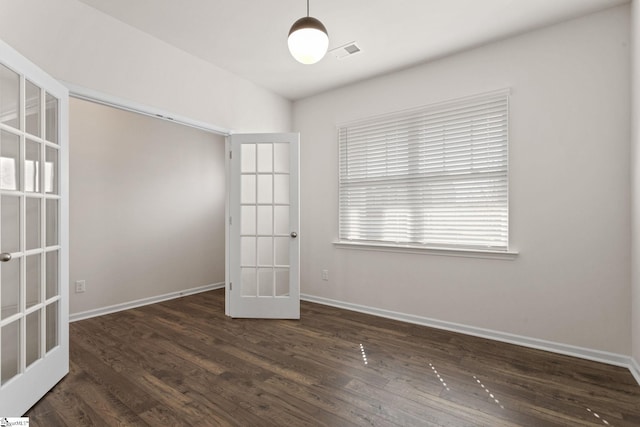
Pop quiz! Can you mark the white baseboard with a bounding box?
[70,282,225,322]
[630,357,640,386]
[301,293,640,385]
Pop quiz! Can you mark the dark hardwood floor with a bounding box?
[26,289,640,426]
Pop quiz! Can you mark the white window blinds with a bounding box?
[338,90,509,251]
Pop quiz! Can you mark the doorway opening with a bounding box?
[68,95,227,320]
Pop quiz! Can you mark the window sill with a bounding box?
[333,241,519,260]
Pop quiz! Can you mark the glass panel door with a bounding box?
[229,133,299,319]
[0,39,68,416]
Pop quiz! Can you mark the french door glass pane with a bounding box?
[1,257,20,319]
[241,237,256,266]
[241,144,255,173]
[25,80,41,137]
[241,268,257,297]
[45,250,58,300]
[45,93,58,144]
[274,175,289,204]
[273,143,289,173]
[257,206,272,235]
[1,130,20,191]
[25,310,41,368]
[241,175,255,204]
[26,197,41,250]
[0,64,20,129]
[26,254,41,309]
[45,146,58,194]
[25,139,41,193]
[257,237,272,266]
[257,175,272,204]
[46,198,58,246]
[275,269,290,296]
[257,144,272,173]
[1,195,20,253]
[274,237,289,266]
[258,268,273,296]
[45,301,58,352]
[274,206,289,235]
[241,206,256,235]
[1,319,20,385]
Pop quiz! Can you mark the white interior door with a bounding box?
[0,40,69,416]
[227,133,299,318]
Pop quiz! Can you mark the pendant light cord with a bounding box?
[307,0,310,17]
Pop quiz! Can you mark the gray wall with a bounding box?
[294,5,631,355]
[69,98,225,315]
[632,0,640,371]
[0,0,292,133]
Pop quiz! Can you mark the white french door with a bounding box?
[227,133,299,318]
[0,40,69,415]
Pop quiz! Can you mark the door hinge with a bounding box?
[229,282,233,291]
[229,151,233,159]
[229,216,232,225]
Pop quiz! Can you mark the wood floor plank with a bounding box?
[24,289,640,426]
[69,344,157,416]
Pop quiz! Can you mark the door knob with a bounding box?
[290,232,297,238]
[0,252,12,262]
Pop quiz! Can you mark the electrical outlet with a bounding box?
[321,269,329,281]
[75,280,86,293]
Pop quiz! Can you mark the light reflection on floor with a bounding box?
[359,343,368,365]
[586,408,611,425]
[352,344,620,426]
[473,375,504,409]
[428,362,450,391]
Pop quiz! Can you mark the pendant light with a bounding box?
[288,0,329,64]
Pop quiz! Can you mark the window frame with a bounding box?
[336,89,516,257]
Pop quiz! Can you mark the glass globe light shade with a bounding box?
[288,17,329,65]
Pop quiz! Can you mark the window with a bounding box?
[338,89,509,251]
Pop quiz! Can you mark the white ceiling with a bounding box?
[77,0,628,101]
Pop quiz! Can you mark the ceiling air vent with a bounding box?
[330,42,361,60]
